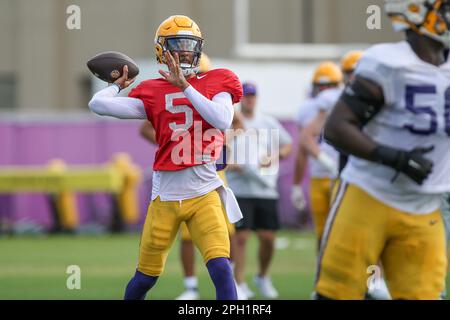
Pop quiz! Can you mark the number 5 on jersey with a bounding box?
[404,85,450,136]
[165,92,193,131]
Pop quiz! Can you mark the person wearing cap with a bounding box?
[226,82,292,299]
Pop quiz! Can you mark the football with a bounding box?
[87,51,139,83]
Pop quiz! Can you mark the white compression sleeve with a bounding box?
[88,85,147,119]
[183,85,233,130]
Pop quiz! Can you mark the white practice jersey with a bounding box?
[315,86,343,114]
[296,98,317,127]
[342,41,450,215]
[296,89,341,179]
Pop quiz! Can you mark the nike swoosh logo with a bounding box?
[197,74,207,79]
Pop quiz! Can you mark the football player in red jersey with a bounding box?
[139,53,240,300]
[88,15,243,300]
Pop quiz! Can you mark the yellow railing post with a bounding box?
[47,159,79,231]
[111,153,142,225]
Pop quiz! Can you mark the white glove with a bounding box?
[291,185,307,211]
[317,152,338,177]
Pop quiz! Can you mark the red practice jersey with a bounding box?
[129,68,242,171]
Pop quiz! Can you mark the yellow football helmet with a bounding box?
[312,61,343,85]
[385,0,450,47]
[199,53,212,73]
[154,15,204,75]
[341,50,364,73]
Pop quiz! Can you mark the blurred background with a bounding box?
[0,0,422,300]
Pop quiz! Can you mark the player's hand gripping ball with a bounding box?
[87,51,139,87]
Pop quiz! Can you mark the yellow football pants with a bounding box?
[180,170,235,241]
[137,190,230,276]
[310,178,333,241]
[180,214,235,241]
[315,182,447,300]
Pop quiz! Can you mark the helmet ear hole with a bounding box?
[155,44,164,64]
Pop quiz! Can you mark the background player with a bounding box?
[291,62,343,246]
[315,0,450,299]
[88,15,243,300]
[336,51,364,172]
[292,52,364,236]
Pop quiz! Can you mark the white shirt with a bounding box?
[226,112,292,199]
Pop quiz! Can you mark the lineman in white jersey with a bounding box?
[314,0,450,300]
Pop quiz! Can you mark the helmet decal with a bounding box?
[385,0,450,47]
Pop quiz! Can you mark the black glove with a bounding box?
[370,145,434,185]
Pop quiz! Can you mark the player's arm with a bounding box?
[292,108,310,185]
[299,111,326,158]
[277,119,293,160]
[159,51,234,131]
[324,76,433,185]
[88,66,146,119]
[183,88,233,130]
[324,78,379,158]
[223,111,245,172]
[139,121,157,145]
[232,109,245,130]
[279,143,292,160]
[293,129,308,186]
[300,111,337,176]
[260,118,292,168]
[292,127,308,211]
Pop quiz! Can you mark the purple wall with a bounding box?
[0,119,309,230]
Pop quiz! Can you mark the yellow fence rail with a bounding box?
[0,153,142,232]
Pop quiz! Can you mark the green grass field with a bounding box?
[0,231,317,299]
[0,230,448,300]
